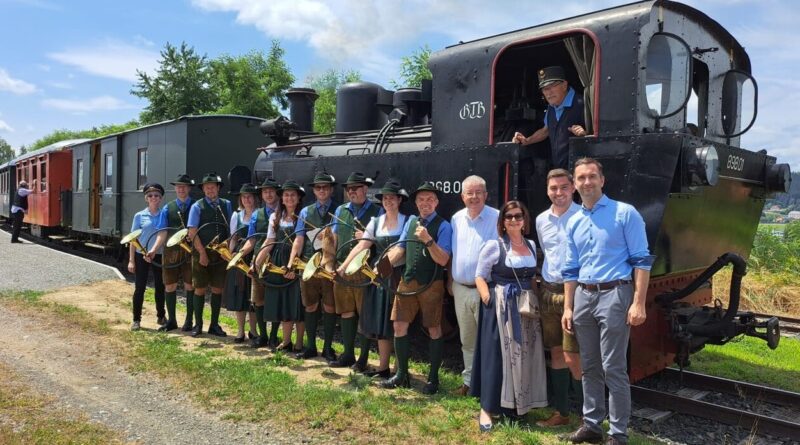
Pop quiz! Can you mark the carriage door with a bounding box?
[89,143,101,229]
[99,138,120,235]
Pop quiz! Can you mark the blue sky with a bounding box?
[0,0,797,168]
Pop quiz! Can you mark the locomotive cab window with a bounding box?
[720,70,757,137]
[644,33,691,118]
[492,33,596,144]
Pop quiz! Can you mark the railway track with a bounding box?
[633,368,800,442]
[751,311,800,336]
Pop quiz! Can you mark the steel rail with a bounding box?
[659,368,800,407]
[631,385,800,441]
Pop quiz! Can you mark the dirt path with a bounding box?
[0,302,313,445]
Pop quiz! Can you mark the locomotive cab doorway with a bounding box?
[492,32,597,215]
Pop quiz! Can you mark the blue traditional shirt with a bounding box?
[332,199,383,234]
[187,197,233,228]
[131,207,163,253]
[398,211,453,254]
[295,199,333,235]
[154,197,192,230]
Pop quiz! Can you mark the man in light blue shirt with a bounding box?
[449,175,498,395]
[562,158,654,445]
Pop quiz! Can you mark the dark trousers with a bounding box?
[10,210,24,242]
[132,253,165,322]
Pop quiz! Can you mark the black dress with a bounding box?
[263,217,304,322]
[224,211,252,311]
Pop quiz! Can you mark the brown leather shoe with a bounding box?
[452,384,470,396]
[606,436,627,445]
[568,424,603,444]
[536,411,570,427]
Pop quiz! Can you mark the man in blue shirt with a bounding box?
[10,180,31,244]
[449,175,498,395]
[512,66,587,170]
[382,183,452,395]
[561,158,654,445]
[148,174,195,332]
[186,173,233,338]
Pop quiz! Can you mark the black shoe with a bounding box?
[321,348,337,363]
[190,325,203,337]
[568,425,603,444]
[158,321,178,332]
[272,341,293,352]
[380,374,411,389]
[157,316,168,326]
[268,336,281,348]
[10,240,22,244]
[363,368,391,379]
[295,348,318,359]
[234,335,246,344]
[352,359,368,373]
[181,321,193,332]
[248,331,257,340]
[250,336,268,348]
[329,354,355,368]
[207,324,227,337]
[421,381,439,395]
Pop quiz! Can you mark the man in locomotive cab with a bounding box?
[512,66,587,170]
[382,183,452,394]
[10,180,31,244]
[237,177,282,348]
[286,172,340,361]
[328,172,383,370]
[561,158,653,445]
[186,172,234,338]
[149,174,196,332]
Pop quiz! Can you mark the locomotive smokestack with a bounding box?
[286,87,319,133]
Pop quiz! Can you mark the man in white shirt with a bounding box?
[535,168,582,426]
[11,180,32,243]
[449,175,499,395]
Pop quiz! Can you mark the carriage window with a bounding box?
[104,153,113,191]
[137,148,147,189]
[76,160,84,191]
[645,34,691,118]
[32,160,38,189]
[721,70,757,137]
[40,160,47,192]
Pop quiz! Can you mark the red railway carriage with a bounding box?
[14,140,86,234]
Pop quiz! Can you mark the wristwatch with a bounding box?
[424,239,434,247]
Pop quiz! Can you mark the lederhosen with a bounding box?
[360,214,406,339]
[162,199,193,285]
[299,202,336,308]
[333,201,382,315]
[224,211,252,311]
[263,216,304,322]
[192,198,232,289]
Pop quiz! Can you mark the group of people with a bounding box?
[120,65,650,444]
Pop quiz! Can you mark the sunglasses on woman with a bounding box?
[503,212,524,221]
[146,193,162,199]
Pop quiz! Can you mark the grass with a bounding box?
[0,362,123,445]
[686,335,800,393]
[713,267,800,316]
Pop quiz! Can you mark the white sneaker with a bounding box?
[131,321,141,331]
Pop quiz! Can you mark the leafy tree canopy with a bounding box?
[26,121,141,152]
[306,69,361,134]
[0,138,13,164]
[391,45,432,89]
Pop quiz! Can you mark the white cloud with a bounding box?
[0,119,14,133]
[41,95,135,113]
[47,40,159,82]
[0,68,37,95]
[37,64,51,72]
[45,80,73,90]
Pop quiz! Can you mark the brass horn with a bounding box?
[226,250,252,275]
[345,249,379,284]
[259,259,290,278]
[121,229,147,255]
[294,253,336,282]
[207,236,234,262]
[166,228,192,254]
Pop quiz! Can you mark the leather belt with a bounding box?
[456,282,477,289]
[541,281,564,294]
[578,279,631,292]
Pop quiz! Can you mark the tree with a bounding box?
[210,41,295,118]
[17,145,27,156]
[391,45,432,89]
[306,69,361,134]
[27,120,140,152]
[131,42,218,124]
[0,138,13,163]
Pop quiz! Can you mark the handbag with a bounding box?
[498,237,540,319]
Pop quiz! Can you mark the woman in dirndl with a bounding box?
[470,200,547,432]
[255,180,305,353]
[225,183,259,343]
[337,179,409,378]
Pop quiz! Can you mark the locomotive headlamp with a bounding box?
[765,163,791,194]
[685,145,719,187]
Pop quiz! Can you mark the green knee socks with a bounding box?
[255,305,267,340]
[210,293,222,326]
[322,312,336,351]
[183,290,195,325]
[341,317,357,358]
[394,335,410,378]
[550,367,571,416]
[193,294,205,327]
[165,291,177,323]
[304,308,319,350]
[428,337,443,384]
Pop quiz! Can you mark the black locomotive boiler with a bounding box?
[254,0,791,381]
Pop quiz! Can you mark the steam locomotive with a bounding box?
[1,0,790,382]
